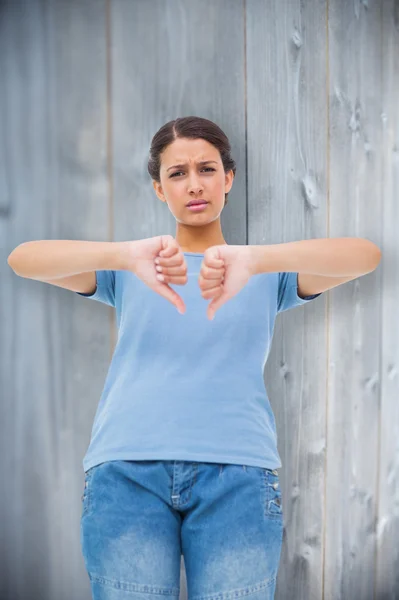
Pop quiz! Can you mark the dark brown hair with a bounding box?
[147,116,236,207]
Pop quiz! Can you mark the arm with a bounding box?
[7,239,129,280]
[251,237,381,277]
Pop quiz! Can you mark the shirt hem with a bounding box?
[83,450,282,473]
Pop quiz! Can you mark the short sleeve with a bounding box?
[76,270,116,307]
[277,271,322,314]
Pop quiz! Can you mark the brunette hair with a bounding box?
[147,116,236,207]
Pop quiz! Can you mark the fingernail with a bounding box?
[155,258,160,264]
[156,274,164,281]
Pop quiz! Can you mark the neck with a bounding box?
[180,244,227,253]
[176,221,226,253]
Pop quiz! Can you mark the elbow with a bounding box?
[370,247,382,272]
[7,258,18,275]
[7,252,15,269]
[7,247,21,274]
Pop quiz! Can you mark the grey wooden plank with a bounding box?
[247,1,328,598]
[1,1,110,599]
[0,5,15,600]
[376,1,399,598]
[110,1,246,598]
[44,2,113,598]
[1,4,56,598]
[324,1,384,599]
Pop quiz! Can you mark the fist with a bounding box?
[199,245,254,320]
[125,235,188,314]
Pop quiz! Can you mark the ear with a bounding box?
[225,170,234,194]
[153,180,166,203]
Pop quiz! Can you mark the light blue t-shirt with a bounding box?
[77,251,322,473]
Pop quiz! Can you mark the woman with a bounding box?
[8,116,326,599]
[78,115,326,600]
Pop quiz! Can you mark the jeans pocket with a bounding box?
[262,468,283,520]
[81,468,95,516]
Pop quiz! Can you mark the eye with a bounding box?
[170,167,215,178]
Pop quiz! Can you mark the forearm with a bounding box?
[251,237,381,277]
[7,239,128,279]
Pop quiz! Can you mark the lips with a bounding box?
[186,200,208,207]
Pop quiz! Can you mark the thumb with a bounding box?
[156,282,185,315]
[207,289,228,320]
[154,236,185,314]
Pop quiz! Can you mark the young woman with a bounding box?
[8,116,328,599]
[77,114,329,600]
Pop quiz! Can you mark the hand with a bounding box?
[199,245,255,320]
[124,235,188,314]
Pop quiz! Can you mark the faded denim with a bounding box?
[80,460,284,599]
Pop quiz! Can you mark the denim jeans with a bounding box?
[80,460,284,599]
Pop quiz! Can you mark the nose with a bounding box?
[187,178,203,194]
[188,184,202,193]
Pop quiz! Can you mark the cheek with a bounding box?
[213,181,226,198]
[214,177,226,191]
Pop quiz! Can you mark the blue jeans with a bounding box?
[80,460,284,599]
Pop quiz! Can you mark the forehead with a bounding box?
[162,138,218,164]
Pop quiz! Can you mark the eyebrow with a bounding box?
[166,160,218,172]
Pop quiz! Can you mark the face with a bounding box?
[153,138,234,225]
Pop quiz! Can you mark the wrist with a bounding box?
[249,244,290,275]
[249,245,262,276]
[110,241,135,271]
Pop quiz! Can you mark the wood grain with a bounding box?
[1,1,396,599]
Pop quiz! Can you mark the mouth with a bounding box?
[186,200,209,207]
[186,201,209,212]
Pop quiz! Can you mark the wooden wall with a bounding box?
[1,1,398,599]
